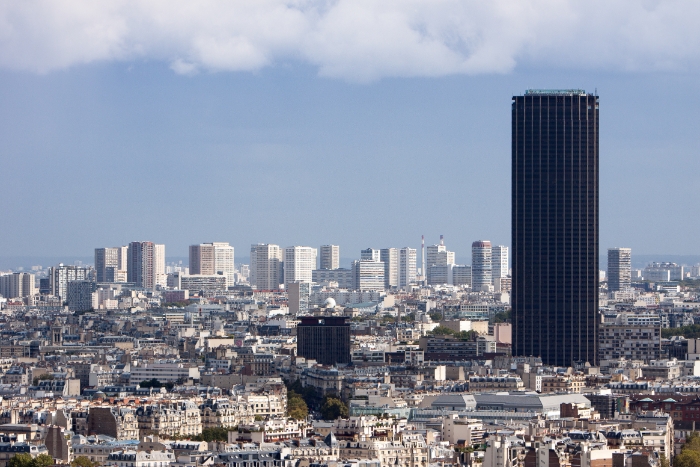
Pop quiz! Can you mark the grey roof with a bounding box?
[324,431,338,447]
[472,393,591,413]
[429,394,477,410]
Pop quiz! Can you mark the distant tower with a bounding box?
[50,264,91,301]
[212,242,235,287]
[94,246,128,283]
[360,248,380,262]
[95,248,118,283]
[425,237,455,285]
[608,248,632,292]
[250,244,283,290]
[284,246,317,286]
[421,235,426,284]
[319,245,340,270]
[190,242,235,286]
[471,241,493,291]
[492,245,509,281]
[128,241,164,289]
[189,244,216,275]
[380,248,399,289]
[398,247,417,287]
[154,244,166,288]
[288,281,311,315]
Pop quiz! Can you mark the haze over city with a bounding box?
[1,1,700,266]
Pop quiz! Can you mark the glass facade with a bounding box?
[512,90,599,366]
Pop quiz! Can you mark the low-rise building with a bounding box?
[107,450,175,467]
[0,443,49,467]
[129,363,200,385]
[468,376,524,392]
[136,401,202,437]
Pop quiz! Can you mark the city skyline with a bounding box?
[2,5,700,261]
[5,240,700,272]
[1,4,700,261]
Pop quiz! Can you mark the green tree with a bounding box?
[71,456,99,467]
[287,391,309,420]
[320,396,348,420]
[380,313,396,323]
[687,432,700,451]
[285,379,319,409]
[429,312,443,322]
[430,326,455,336]
[32,373,55,386]
[191,427,234,442]
[493,309,511,323]
[455,330,478,340]
[8,454,33,467]
[663,325,700,339]
[31,454,55,467]
[401,312,416,322]
[139,378,162,388]
[675,432,700,467]
[674,450,700,467]
[679,279,700,289]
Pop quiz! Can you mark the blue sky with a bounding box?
[1,1,699,264]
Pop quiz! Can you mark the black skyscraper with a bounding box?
[297,316,351,365]
[512,89,599,367]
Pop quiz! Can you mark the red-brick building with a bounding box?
[629,394,700,422]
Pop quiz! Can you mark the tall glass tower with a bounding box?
[512,89,599,367]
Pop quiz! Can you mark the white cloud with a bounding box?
[0,0,698,81]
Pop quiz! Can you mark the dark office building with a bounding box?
[584,393,620,419]
[512,89,599,367]
[297,316,351,365]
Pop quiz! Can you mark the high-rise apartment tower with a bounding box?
[471,240,492,292]
[360,248,380,262]
[190,242,235,286]
[50,264,92,301]
[426,236,455,285]
[512,89,599,367]
[398,247,417,288]
[250,244,282,290]
[491,246,509,281]
[319,245,340,270]
[127,241,165,289]
[95,246,128,283]
[608,248,632,292]
[284,246,317,286]
[0,273,36,299]
[380,248,399,289]
[189,244,216,275]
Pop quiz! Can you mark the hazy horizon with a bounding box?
[2,2,700,261]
